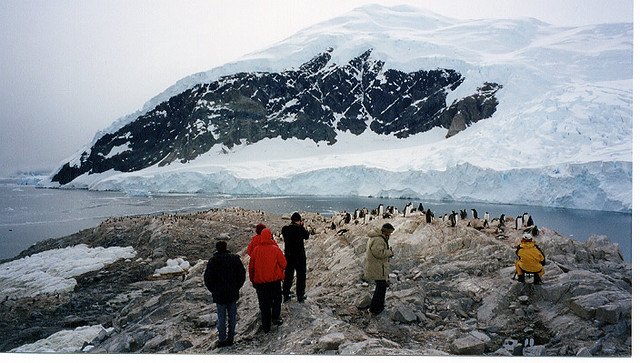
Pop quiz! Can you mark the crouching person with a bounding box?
[249,228,287,333]
[515,233,546,284]
[204,240,246,348]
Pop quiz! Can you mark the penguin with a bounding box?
[378,204,385,216]
[526,215,535,227]
[499,214,505,228]
[515,216,522,230]
[460,209,468,220]
[425,208,433,223]
[484,212,490,222]
[471,209,478,219]
[449,211,458,227]
[403,202,413,217]
[523,213,530,226]
[525,225,539,236]
[344,212,351,224]
[354,209,361,219]
[418,203,424,212]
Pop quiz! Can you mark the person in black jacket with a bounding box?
[204,240,246,347]
[281,212,310,302]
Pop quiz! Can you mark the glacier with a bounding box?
[41,5,632,212]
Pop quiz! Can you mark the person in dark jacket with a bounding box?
[204,240,246,347]
[281,212,310,302]
[249,228,287,333]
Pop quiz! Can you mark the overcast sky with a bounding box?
[0,0,634,177]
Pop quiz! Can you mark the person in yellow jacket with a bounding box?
[364,223,395,314]
[515,233,546,284]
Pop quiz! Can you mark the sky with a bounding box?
[0,0,634,177]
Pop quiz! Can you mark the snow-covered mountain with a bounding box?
[42,5,632,212]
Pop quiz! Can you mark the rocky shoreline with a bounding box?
[0,207,631,356]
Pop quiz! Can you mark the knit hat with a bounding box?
[255,223,267,235]
[291,212,302,222]
[216,240,227,252]
[381,223,395,233]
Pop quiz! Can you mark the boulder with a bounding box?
[468,330,491,344]
[318,332,346,351]
[194,313,216,327]
[584,235,623,263]
[173,340,193,352]
[491,347,513,356]
[523,345,546,356]
[392,306,417,323]
[356,294,372,310]
[451,334,486,355]
[567,290,629,322]
[576,347,592,356]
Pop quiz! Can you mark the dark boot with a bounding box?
[534,274,542,284]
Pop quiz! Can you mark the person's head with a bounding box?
[255,223,267,235]
[216,240,228,252]
[291,212,302,224]
[381,223,395,236]
[521,233,533,242]
[260,228,274,243]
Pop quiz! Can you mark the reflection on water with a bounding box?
[0,185,631,263]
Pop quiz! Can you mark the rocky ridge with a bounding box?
[0,207,630,356]
[51,48,501,185]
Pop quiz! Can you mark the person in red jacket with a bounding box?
[249,227,287,333]
[247,223,267,256]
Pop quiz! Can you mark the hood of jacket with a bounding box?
[519,240,536,249]
[367,227,384,239]
[259,228,278,246]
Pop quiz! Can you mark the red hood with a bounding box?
[259,228,277,246]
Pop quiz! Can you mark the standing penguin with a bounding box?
[425,208,433,223]
[484,212,490,222]
[526,214,535,227]
[449,211,458,227]
[515,216,523,230]
[403,203,413,217]
[418,203,424,212]
[471,209,478,219]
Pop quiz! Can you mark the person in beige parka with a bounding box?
[364,223,395,314]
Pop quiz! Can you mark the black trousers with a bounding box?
[283,257,306,299]
[255,280,282,332]
[370,280,387,314]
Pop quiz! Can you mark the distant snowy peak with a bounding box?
[51,48,501,185]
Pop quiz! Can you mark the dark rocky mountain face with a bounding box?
[52,48,501,185]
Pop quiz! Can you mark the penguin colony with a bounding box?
[329,202,539,237]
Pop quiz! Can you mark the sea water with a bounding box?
[0,184,631,263]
